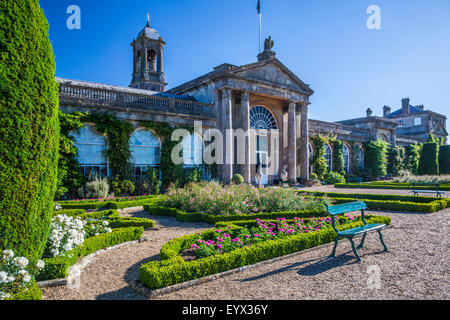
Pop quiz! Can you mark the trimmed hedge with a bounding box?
[139,215,391,290]
[0,0,60,260]
[439,145,450,175]
[37,227,144,281]
[8,281,42,301]
[60,196,161,210]
[418,142,439,175]
[53,209,86,217]
[335,182,450,191]
[144,204,327,224]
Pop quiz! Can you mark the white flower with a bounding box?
[36,260,45,270]
[0,271,8,283]
[13,256,28,269]
[102,221,109,226]
[23,275,31,283]
[0,291,11,300]
[2,249,14,260]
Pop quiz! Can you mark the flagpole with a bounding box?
[258,0,262,53]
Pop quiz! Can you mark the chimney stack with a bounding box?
[402,98,410,115]
[383,105,391,117]
[366,108,373,117]
[417,105,424,111]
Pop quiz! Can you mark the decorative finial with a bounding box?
[146,12,150,27]
[264,36,274,51]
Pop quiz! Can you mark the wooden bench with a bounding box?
[411,183,446,198]
[325,200,389,263]
[346,177,363,186]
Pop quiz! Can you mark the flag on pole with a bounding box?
[257,0,262,52]
[257,0,261,14]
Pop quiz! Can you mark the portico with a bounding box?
[169,47,314,185]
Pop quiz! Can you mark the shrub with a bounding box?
[231,174,245,185]
[111,179,135,197]
[332,140,345,175]
[324,172,345,185]
[439,145,450,175]
[418,142,439,175]
[310,173,318,181]
[310,135,328,180]
[387,145,405,177]
[147,167,161,195]
[0,0,60,260]
[37,227,144,281]
[404,144,421,175]
[363,140,388,180]
[139,215,391,290]
[81,177,110,199]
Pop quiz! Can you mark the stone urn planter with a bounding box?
[255,167,263,189]
[280,169,289,188]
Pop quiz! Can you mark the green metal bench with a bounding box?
[346,177,363,186]
[411,183,446,198]
[326,200,389,263]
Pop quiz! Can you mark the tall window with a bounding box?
[183,133,204,167]
[130,129,161,178]
[323,144,332,171]
[356,145,364,170]
[71,124,108,179]
[308,143,314,175]
[343,144,350,173]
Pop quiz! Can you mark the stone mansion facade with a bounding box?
[58,20,448,185]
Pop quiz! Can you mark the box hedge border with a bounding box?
[335,182,450,191]
[59,196,162,210]
[37,226,144,281]
[139,215,391,290]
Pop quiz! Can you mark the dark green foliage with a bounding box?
[439,145,450,174]
[56,111,85,199]
[332,140,345,175]
[231,174,245,185]
[387,145,405,176]
[363,140,388,180]
[147,167,161,195]
[418,142,439,175]
[59,196,160,210]
[8,281,42,300]
[87,113,134,180]
[323,171,345,185]
[38,227,144,280]
[310,135,328,180]
[139,215,391,290]
[404,144,421,175]
[53,209,85,217]
[0,0,60,260]
[111,178,135,196]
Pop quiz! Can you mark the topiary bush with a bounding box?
[0,0,60,260]
[231,174,244,185]
[404,143,421,175]
[324,172,345,185]
[363,140,388,180]
[439,145,450,175]
[418,142,439,175]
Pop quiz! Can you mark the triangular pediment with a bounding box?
[231,60,313,94]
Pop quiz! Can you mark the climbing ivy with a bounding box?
[310,134,328,180]
[363,139,389,180]
[387,145,405,177]
[332,139,345,176]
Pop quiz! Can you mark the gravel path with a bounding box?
[42,190,450,300]
[41,208,211,300]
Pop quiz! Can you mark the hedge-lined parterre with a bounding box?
[58,195,162,210]
[335,182,450,191]
[139,215,391,290]
[37,227,144,281]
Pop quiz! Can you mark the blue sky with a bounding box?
[40,0,450,122]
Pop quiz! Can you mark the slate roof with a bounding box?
[385,105,424,118]
[154,92,198,102]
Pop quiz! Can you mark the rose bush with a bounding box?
[0,249,45,300]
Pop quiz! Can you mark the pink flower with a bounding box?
[217,244,223,249]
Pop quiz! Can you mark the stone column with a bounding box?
[288,102,297,181]
[157,47,163,73]
[222,87,233,184]
[241,91,251,184]
[300,103,310,180]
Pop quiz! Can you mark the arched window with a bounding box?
[343,144,350,173]
[183,133,204,167]
[356,145,364,170]
[250,106,278,130]
[71,124,108,179]
[147,49,156,71]
[323,144,332,171]
[130,129,161,178]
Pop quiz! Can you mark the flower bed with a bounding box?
[164,182,326,215]
[139,214,391,290]
[37,226,144,281]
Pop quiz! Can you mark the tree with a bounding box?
[363,140,388,180]
[310,135,328,180]
[332,140,345,176]
[418,142,439,175]
[404,144,421,175]
[387,145,405,177]
[0,0,60,260]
